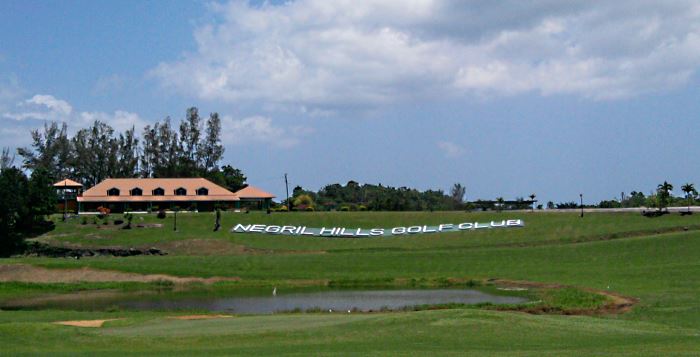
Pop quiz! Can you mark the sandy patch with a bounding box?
[54,319,121,328]
[0,264,239,284]
[168,314,233,320]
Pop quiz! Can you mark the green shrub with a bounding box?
[123,213,133,229]
[81,217,88,225]
[157,210,166,219]
[305,206,315,212]
[339,206,350,211]
[358,205,368,211]
[539,288,607,310]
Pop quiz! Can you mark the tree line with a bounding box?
[546,181,698,211]
[286,181,471,211]
[8,107,247,192]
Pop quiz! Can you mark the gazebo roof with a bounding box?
[235,185,276,199]
[53,179,83,188]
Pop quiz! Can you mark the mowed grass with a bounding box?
[3,211,700,355]
[43,210,700,251]
[1,309,699,356]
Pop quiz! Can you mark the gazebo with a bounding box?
[234,185,276,210]
[54,179,83,218]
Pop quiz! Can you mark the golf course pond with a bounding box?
[7,288,529,314]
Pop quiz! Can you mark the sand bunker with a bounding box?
[54,319,121,328]
[0,264,239,284]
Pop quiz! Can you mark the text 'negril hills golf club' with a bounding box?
[231,219,524,237]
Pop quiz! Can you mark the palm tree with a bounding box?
[496,197,505,212]
[529,193,536,211]
[681,183,696,213]
[656,181,674,211]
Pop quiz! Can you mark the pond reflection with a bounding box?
[40,288,527,314]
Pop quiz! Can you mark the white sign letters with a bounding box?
[231,219,524,238]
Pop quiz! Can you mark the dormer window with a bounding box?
[196,187,209,196]
[152,187,165,196]
[130,187,143,196]
[175,187,187,196]
[107,188,120,196]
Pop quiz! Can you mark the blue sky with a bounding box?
[2,0,700,204]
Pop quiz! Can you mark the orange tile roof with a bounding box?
[77,178,239,202]
[53,179,83,187]
[235,185,276,199]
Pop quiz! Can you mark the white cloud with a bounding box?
[3,94,73,121]
[152,0,700,110]
[78,110,146,133]
[437,140,465,158]
[3,94,143,131]
[2,94,145,145]
[25,95,72,116]
[221,115,313,148]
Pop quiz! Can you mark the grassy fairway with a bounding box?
[2,309,699,356]
[2,211,700,355]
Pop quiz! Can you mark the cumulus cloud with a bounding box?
[151,0,700,110]
[2,94,145,143]
[437,140,465,158]
[4,94,73,121]
[2,92,297,152]
[221,115,313,148]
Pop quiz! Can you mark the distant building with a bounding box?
[70,178,275,213]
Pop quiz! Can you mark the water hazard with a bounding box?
[8,288,528,314]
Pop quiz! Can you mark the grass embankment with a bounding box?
[1,211,700,355]
[39,210,700,251]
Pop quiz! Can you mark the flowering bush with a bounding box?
[96,206,110,219]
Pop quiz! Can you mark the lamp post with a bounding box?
[580,193,584,218]
[173,206,179,231]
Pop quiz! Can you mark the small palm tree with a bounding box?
[681,183,696,213]
[657,181,674,211]
[529,193,536,211]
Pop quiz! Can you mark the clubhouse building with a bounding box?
[71,178,274,213]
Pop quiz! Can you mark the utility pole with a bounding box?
[284,173,290,212]
[580,193,584,218]
[621,191,625,208]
